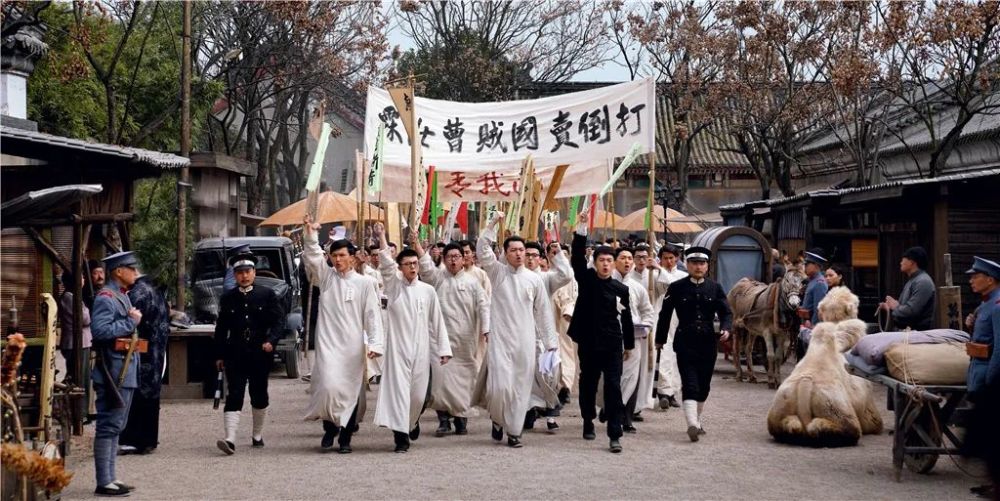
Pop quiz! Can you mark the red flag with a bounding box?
[421,166,436,225]
[456,202,468,234]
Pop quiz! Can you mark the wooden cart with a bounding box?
[847,365,968,481]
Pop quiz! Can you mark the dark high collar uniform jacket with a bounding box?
[655,276,733,358]
[567,233,634,351]
[214,285,284,360]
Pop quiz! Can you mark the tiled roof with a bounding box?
[654,95,750,170]
[720,168,1000,211]
[1,125,189,169]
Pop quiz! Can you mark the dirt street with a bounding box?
[62,358,984,500]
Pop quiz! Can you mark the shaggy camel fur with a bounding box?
[767,287,883,447]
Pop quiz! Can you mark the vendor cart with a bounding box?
[847,364,968,481]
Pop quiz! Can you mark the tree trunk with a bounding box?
[927,108,974,178]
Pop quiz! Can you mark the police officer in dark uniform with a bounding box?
[90,251,143,497]
[655,246,732,443]
[214,252,284,455]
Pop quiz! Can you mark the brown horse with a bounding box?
[727,270,805,388]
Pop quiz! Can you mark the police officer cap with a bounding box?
[685,246,711,262]
[226,243,252,258]
[804,248,827,265]
[966,256,1000,280]
[229,252,257,271]
[102,251,139,272]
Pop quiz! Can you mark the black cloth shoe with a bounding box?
[687,425,700,442]
[252,437,264,448]
[338,444,352,454]
[623,424,637,434]
[409,423,421,441]
[95,485,131,497]
[524,410,537,430]
[632,412,644,422]
[491,422,504,441]
[609,439,623,453]
[598,408,607,423]
[113,482,135,491]
[507,436,523,448]
[453,417,468,435]
[658,396,670,409]
[216,440,235,455]
[321,430,337,451]
[582,420,596,440]
[698,426,706,436]
[668,395,680,408]
[558,387,570,405]
[435,416,452,437]
[546,420,559,433]
[393,431,410,453]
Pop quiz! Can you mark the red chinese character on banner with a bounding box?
[475,171,511,196]
[445,171,472,198]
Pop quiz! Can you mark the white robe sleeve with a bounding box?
[545,250,574,292]
[476,234,502,283]
[475,282,491,335]
[653,268,670,298]
[378,247,403,302]
[636,286,656,328]
[429,292,452,358]
[418,252,441,286]
[363,279,384,355]
[532,281,558,351]
[302,230,330,288]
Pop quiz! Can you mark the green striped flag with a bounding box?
[567,196,580,227]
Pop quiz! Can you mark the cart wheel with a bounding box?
[284,346,304,379]
[903,405,941,474]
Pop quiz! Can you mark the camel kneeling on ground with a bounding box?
[767,287,882,447]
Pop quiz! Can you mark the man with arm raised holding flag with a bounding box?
[474,212,558,448]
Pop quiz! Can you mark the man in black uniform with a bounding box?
[655,246,732,443]
[568,215,634,453]
[214,252,284,455]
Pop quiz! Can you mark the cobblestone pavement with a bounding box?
[62,357,985,500]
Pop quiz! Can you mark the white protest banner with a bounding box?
[364,79,655,173]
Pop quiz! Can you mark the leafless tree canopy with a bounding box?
[396,0,614,83]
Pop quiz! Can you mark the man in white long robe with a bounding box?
[552,280,579,401]
[648,245,687,409]
[301,219,383,453]
[414,238,490,437]
[372,224,452,453]
[524,240,573,432]
[612,249,656,433]
[362,245,387,385]
[473,213,557,448]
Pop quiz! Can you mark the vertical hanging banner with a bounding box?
[306,122,333,221]
[367,123,386,196]
[365,79,655,202]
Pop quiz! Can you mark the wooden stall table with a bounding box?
[162,324,215,399]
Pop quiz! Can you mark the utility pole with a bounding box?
[178,0,191,308]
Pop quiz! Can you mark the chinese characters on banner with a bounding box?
[364,79,655,202]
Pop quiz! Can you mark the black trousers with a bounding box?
[578,345,623,439]
[676,352,714,402]
[323,404,359,446]
[120,391,160,451]
[223,352,271,412]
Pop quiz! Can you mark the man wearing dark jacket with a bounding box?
[881,246,936,331]
[214,252,284,455]
[656,246,732,443]
[569,216,634,453]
